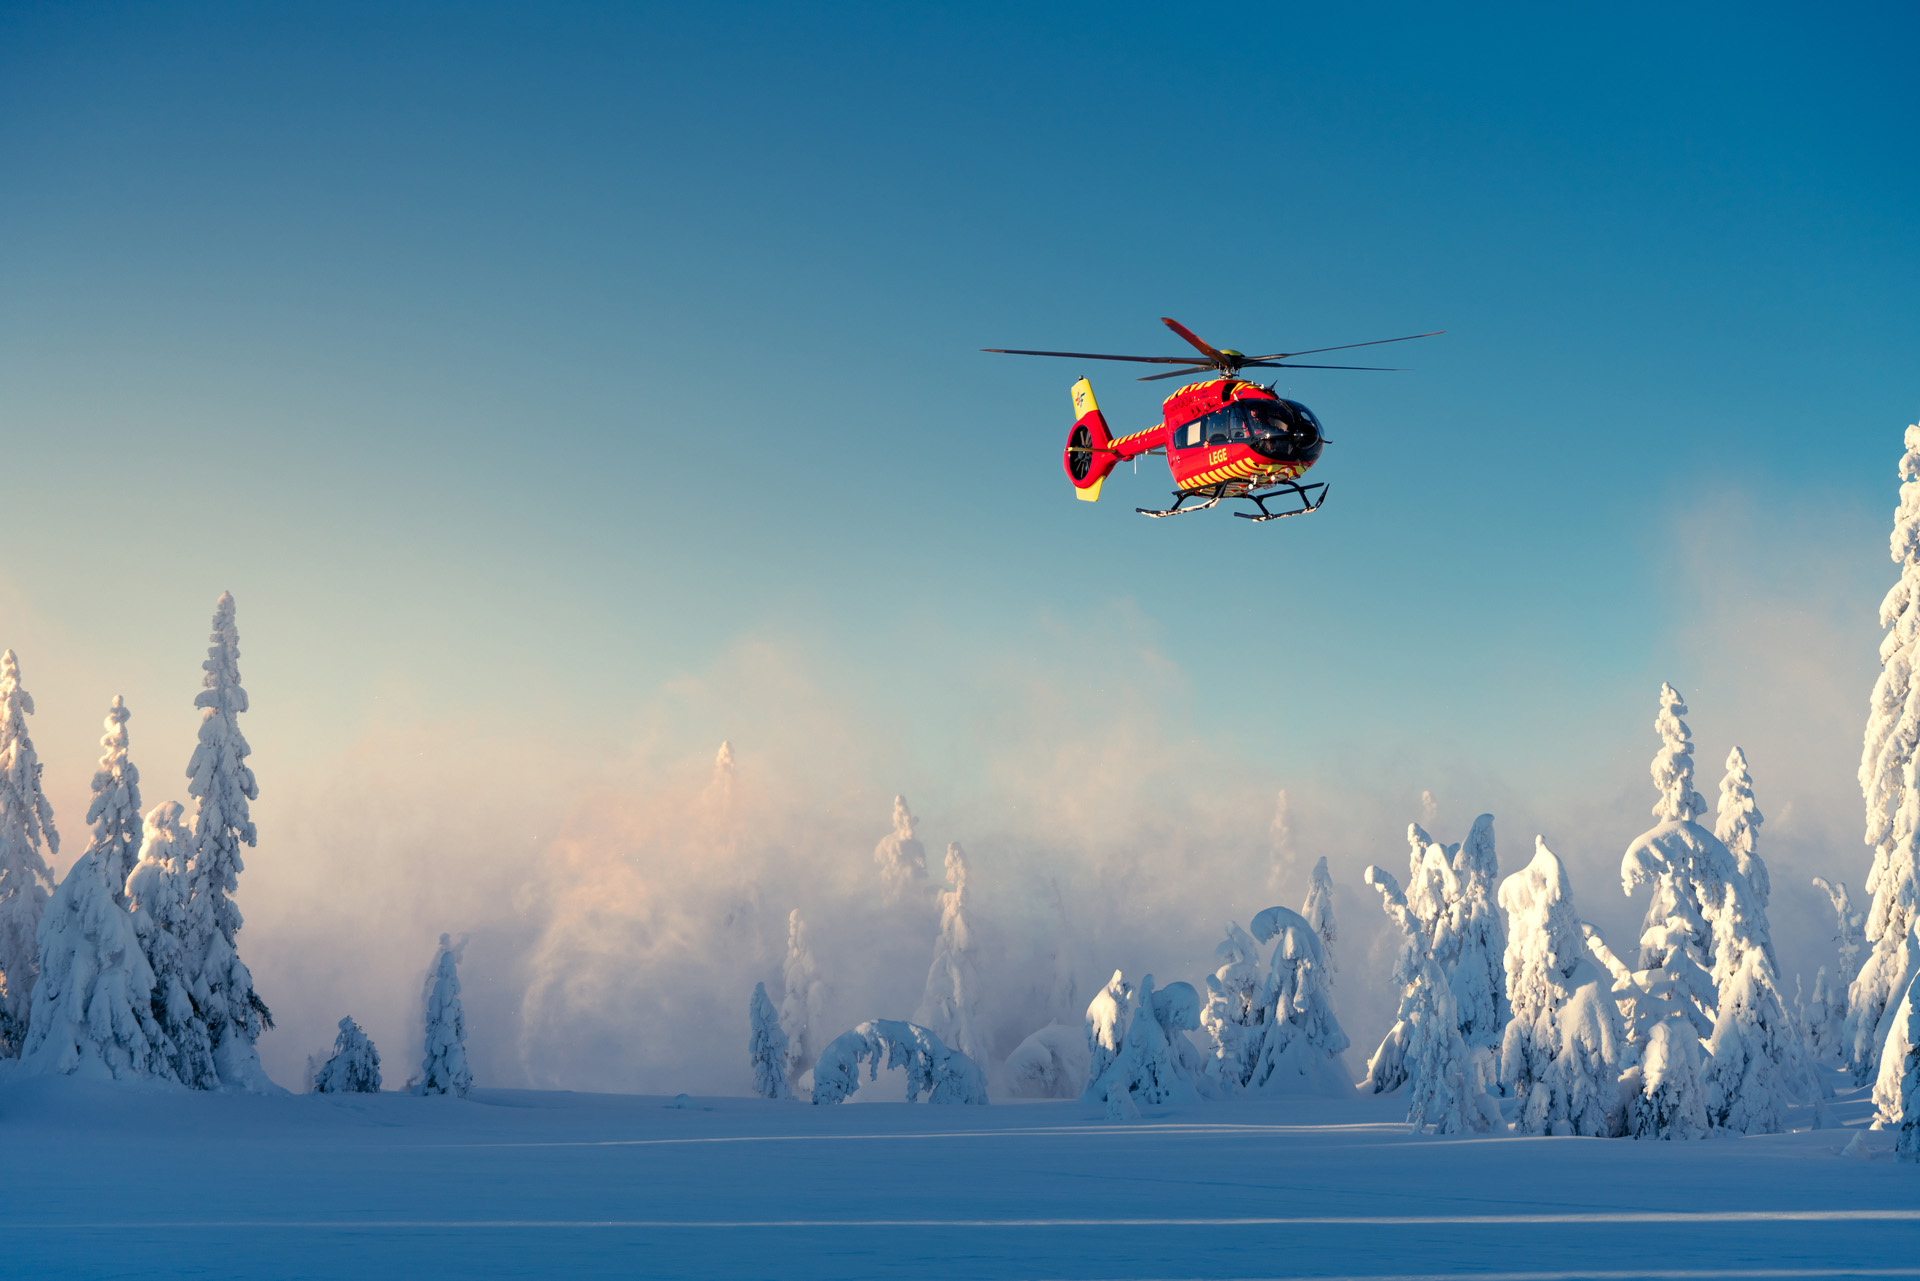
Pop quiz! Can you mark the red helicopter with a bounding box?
[985,318,1441,522]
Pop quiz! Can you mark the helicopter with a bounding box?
[984,318,1441,522]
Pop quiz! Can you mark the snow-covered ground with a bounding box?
[5,1073,1912,1280]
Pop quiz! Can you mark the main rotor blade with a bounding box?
[1160,318,1226,362]
[1137,365,1220,382]
[1248,330,1444,362]
[1239,361,1405,371]
[982,348,1219,365]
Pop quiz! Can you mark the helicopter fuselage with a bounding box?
[1072,377,1325,495]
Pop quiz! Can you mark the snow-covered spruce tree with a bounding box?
[1854,420,1920,1085]
[809,1019,987,1105]
[21,839,173,1081]
[1364,866,1497,1134]
[1623,685,1772,999]
[312,1017,381,1094]
[1630,1019,1709,1141]
[86,697,143,908]
[1497,838,1624,1138]
[1702,947,1813,1135]
[873,795,927,901]
[413,934,471,1098]
[778,909,825,1088]
[180,594,273,1088]
[1715,747,1770,913]
[1438,815,1509,1053]
[1081,969,1133,1102]
[1871,925,1920,1126]
[1200,922,1267,1091]
[1807,877,1867,1059]
[915,842,987,1068]
[749,981,791,1100]
[0,650,58,1055]
[1302,855,1338,985]
[1243,905,1350,1094]
[1088,975,1206,1110]
[125,802,215,1087]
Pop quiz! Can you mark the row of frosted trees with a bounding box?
[1,594,473,1098]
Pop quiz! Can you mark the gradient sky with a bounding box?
[2,2,1917,1085]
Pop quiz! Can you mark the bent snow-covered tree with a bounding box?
[873,795,928,901]
[181,594,273,1089]
[1365,866,1498,1134]
[915,842,987,1068]
[86,697,143,908]
[125,802,214,1087]
[1498,838,1624,1138]
[810,1019,987,1105]
[1089,974,1206,1111]
[21,840,173,1081]
[749,981,791,1100]
[312,1017,381,1094]
[1854,420,1920,1084]
[1081,970,1133,1102]
[414,934,471,1098]
[1243,904,1350,1094]
[0,650,58,1056]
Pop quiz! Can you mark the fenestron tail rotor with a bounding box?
[984,318,1443,382]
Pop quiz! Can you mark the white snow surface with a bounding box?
[0,1068,1903,1279]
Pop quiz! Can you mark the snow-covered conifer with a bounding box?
[873,795,927,901]
[749,981,790,1100]
[180,594,272,1089]
[125,802,214,1087]
[915,842,987,1068]
[1088,975,1205,1109]
[1002,1022,1089,1098]
[1439,815,1508,1052]
[1809,877,1865,1058]
[21,843,172,1080]
[1302,856,1337,984]
[1497,839,1623,1137]
[1628,1019,1709,1141]
[1871,926,1920,1126]
[1715,747,1769,911]
[809,1019,987,1105]
[85,697,143,907]
[1200,922,1267,1091]
[1244,905,1350,1093]
[1703,947,1814,1134]
[1854,421,1920,1085]
[413,934,471,1098]
[1081,970,1133,1102]
[1365,866,1497,1134]
[0,650,57,1055]
[312,1017,381,1094]
[778,909,825,1087]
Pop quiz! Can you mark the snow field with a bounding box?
[0,1072,1911,1281]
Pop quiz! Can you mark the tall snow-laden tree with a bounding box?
[778,909,825,1087]
[1715,747,1770,912]
[86,697,143,907]
[0,650,57,1055]
[1365,866,1498,1134]
[1854,420,1920,1085]
[915,842,987,1069]
[125,802,215,1087]
[1396,817,1508,1055]
[1871,926,1920,1126]
[1081,970,1133,1102]
[21,841,173,1081]
[1498,838,1624,1137]
[312,1017,381,1094]
[414,934,471,1098]
[1302,856,1338,984]
[749,981,790,1100]
[180,594,273,1089]
[873,795,927,901]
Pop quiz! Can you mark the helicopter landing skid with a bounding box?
[1136,485,1227,519]
[1235,480,1329,523]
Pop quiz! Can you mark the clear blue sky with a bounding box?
[3,1,1917,1079]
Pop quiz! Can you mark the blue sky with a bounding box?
[3,2,1917,1080]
